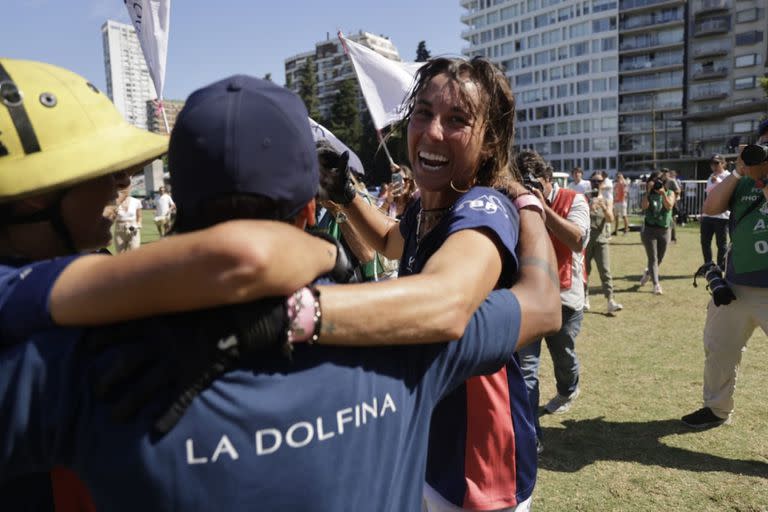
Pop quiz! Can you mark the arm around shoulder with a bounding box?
[50,220,338,326]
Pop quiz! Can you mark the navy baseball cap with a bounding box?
[169,75,318,220]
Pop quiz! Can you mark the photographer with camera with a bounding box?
[584,173,623,316]
[682,120,768,429]
[517,150,590,452]
[638,170,676,295]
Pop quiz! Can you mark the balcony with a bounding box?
[619,15,684,34]
[619,100,683,113]
[620,37,684,54]
[619,0,685,14]
[694,0,730,17]
[692,66,729,80]
[691,87,729,101]
[694,19,730,37]
[692,45,730,59]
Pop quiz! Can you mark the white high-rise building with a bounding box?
[461,0,620,174]
[101,20,157,130]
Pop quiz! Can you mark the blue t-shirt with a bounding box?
[0,290,522,511]
[0,256,79,345]
[399,186,537,509]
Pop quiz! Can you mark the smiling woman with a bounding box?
[314,56,558,511]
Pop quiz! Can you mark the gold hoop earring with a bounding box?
[450,180,471,193]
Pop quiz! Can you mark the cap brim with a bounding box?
[1,124,167,202]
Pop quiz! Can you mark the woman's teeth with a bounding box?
[418,151,449,171]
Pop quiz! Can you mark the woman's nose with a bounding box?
[424,117,444,141]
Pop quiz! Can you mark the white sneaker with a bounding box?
[607,299,623,316]
[583,297,591,312]
[653,283,663,295]
[544,387,580,414]
[639,269,650,287]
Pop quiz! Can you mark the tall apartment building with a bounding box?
[683,0,768,177]
[101,20,157,130]
[461,0,621,174]
[617,0,687,174]
[284,31,403,121]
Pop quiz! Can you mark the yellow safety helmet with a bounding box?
[0,58,168,203]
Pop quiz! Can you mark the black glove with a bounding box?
[84,297,289,435]
[317,144,357,205]
[310,230,356,283]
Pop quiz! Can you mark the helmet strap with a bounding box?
[4,191,79,254]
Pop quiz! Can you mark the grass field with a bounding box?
[127,214,767,510]
[535,222,768,511]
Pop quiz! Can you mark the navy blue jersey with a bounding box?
[399,186,537,509]
[0,256,78,345]
[0,289,521,511]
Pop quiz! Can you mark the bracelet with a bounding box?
[513,193,545,217]
[731,169,741,179]
[286,287,322,344]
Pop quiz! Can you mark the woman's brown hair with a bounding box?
[397,56,520,189]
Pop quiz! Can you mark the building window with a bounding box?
[736,8,761,23]
[516,73,534,86]
[736,31,763,46]
[734,76,756,90]
[735,54,758,67]
[601,97,617,111]
[592,16,617,33]
[733,120,756,133]
[577,80,590,94]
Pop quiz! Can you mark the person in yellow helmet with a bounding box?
[0,58,343,337]
[0,59,346,512]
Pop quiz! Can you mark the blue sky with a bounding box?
[6,1,466,100]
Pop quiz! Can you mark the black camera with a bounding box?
[589,188,600,198]
[741,144,768,166]
[522,172,544,194]
[693,262,736,307]
[651,179,664,191]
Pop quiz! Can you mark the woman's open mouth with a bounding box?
[418,151,449,172]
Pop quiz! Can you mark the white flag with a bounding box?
[124,0,171,100]
[309,118,365,175]
[341,34,422,131]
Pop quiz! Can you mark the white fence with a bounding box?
[627,180,708,219]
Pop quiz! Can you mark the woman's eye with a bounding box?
[414,108,432,119]
[451,116,471,126]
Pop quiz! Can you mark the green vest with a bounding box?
[727,178,768,279]
[644,190,673,228]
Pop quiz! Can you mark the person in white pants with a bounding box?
[114,191,142,252]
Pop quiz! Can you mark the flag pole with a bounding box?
[159,98,170,134]
[338,30,396,168]
[376,130,396,167]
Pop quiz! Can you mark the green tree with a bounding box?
[298,57,321,120]
[263,73,272,82]
[760,77,768,98]
[328,78,362,153]
[416,41,431,62]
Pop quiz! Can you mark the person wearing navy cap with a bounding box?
[0,72,560,511]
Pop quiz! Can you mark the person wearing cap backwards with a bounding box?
[0,64,560,510]
[700,154,731,268]
[0,59,349,511]
[682,120,768,429]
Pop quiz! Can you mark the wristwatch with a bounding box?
[335,211,348,224]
